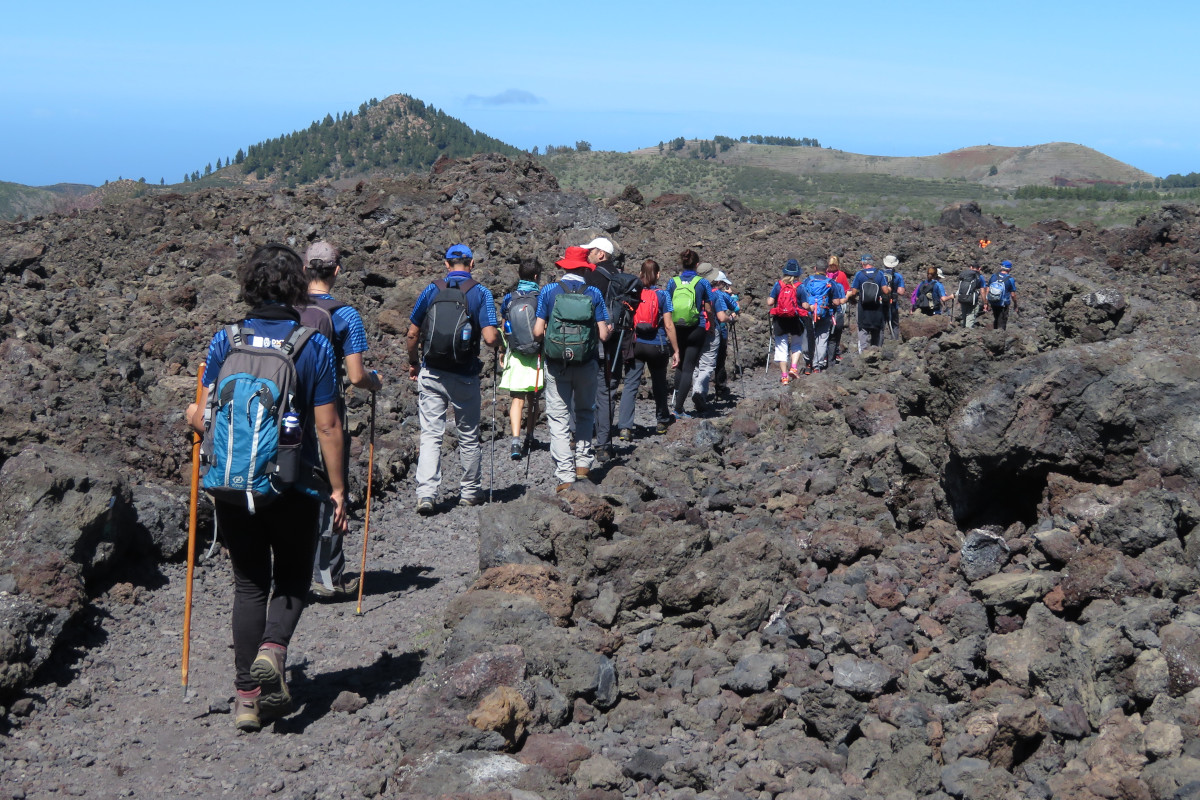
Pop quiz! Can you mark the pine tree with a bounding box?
[235,148,245,165]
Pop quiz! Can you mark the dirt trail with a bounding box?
[3,357,754,799]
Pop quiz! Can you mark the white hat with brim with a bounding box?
[715,271,731,285]
[883,255,899,269]
[582,237,614,255]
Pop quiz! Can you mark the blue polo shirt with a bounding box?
[202,318,338,473]
[410,271,499,374]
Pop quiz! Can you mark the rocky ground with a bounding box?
[2,155,1200,799]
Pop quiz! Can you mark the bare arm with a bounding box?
[314,402,346,533]
[481,325,500,348]
[534,318,546,339]
[598,320,612,342]
[406,323,421,380]
[344,353,382,392]
[185,385,209,432]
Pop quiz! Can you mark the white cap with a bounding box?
[715,271,731,285]
[883,254,899,269]
[582,237,614,254]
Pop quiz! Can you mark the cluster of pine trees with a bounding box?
[185,97,523,187]
[655,134,824,160]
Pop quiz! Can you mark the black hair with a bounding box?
[239,243,308,307]
[305,257,338,282]
[446,257,471,268]
[517,257,542,283]
[680,248,700,270]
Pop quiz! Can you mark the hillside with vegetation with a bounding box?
[541,145,1193,227]
[0,182,94,221]
[183,94,525,188]
[632,139,1155,189]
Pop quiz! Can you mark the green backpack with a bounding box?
[672,275,702,326]
[544,281,598,363]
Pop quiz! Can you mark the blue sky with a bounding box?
[2,0,1196,186]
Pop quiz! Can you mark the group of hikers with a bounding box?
[183,238,1018,732]
[767,253,1019,382]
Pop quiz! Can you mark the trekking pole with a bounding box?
[181,367,203,699]
[764,329,773,377]
[354,385,376,617]
[489,350,498,503]
[731,322,740,380]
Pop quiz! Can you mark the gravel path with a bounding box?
[3,361,738,799]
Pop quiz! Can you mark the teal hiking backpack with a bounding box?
[544,281,598,363]
[200,323,315,512]
[671,275,702,326]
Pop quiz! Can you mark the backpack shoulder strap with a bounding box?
[280,324,316,359]
[226,323,243,348]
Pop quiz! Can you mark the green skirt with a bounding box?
[499,350,543,392]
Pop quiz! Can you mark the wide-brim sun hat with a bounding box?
[883,255,899,269]
[555,246,594,271]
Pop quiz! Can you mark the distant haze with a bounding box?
[2,1,1197,185]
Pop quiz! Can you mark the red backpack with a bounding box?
[632,287,661,337]
[771,280,801,317]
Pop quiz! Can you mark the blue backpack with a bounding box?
[200,323,315,512]
[801,275,837,320]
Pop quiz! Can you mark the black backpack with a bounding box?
[505,289,541,356]
[956,271,980,306]
[860,277,883,310]
[597,266,643,332]
[420,278,479,369]
[917,281,939,312]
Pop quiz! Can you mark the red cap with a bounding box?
[555,246,594,271]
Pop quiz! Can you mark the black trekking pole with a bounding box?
[489,350,498,503]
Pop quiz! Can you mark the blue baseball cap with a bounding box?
[861,254,873,263]
[1000,260,1012,270]
[445,244,473,259]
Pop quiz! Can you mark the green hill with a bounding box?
[203,94,525,187]
[0,182,95,221]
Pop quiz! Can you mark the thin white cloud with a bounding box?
[465,89,543,106]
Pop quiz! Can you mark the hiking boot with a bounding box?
[618,428,633,443]
[311,576,359,600]
[676,410,694,419]
[416,497,435,516]
[655,421,669,435]
[835,354,843,364]
[234,690,261,732]
[692,393,710,412]
[788,366,800,380]
[555,482,573,493]
[458,494,483,507]
[780,374,790,385]
[575,467,590,480]
[249,645,291,719]
[510,439,522,460]
[803,365,813,376]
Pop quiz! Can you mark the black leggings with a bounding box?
[218,493,320,691]
[672,324,707,413]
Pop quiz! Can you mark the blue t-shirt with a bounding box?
[635,286,674,346]
[202,317,338,472]
[987,274,1017,307]
[409,271,499,374]
[851,268,885,294]
[308,293,369,357]
[668,272,714,327]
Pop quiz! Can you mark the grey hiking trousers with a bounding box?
[415,366,482,502]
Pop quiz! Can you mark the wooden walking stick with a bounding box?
[182,366,204,698]
[355,387,377,617]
